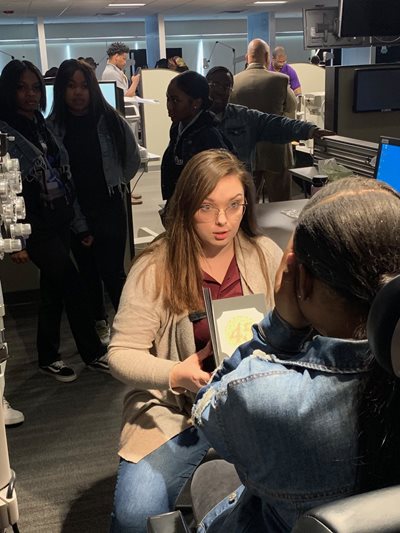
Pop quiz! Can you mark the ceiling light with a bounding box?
[253,1,287,4]
[107,3,146,6]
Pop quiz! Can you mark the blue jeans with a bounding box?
[110,426,210,532]
[197,485,245,532]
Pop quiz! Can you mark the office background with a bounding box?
[0,15,311,75]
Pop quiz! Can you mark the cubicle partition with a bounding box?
[138,69,177,167]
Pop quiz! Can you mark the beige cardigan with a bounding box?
[108,231,282,462]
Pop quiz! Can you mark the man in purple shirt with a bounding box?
[269,46,302,96]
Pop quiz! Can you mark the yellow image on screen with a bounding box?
[224,315,254,349]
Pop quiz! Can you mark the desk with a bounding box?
[289,166,319,183]
[140,151,160,173]
[126,152,161,258]
[256,199,308,251]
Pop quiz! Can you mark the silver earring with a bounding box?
[297,294,302,300]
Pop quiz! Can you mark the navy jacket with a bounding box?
[161,110,234,201]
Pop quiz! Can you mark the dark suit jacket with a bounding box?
[230,63,295,171]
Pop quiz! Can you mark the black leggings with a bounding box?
[27,205,105,366]
[70,193,127,320]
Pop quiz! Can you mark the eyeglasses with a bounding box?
[197,201,247,221]
[208,81,233,94]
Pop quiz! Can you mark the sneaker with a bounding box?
[131,193,143,205]
[3,397,25,426]
[87,353,110,374]
[95,320,111,345]
[39,360,77,383]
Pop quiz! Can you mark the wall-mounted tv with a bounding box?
[303,7,369,49]
[353,67,400,113]
[339,0,400,38]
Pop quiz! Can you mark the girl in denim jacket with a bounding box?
[194,177,400,532]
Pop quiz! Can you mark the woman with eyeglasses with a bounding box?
[161,70,234,203]
[108,149,282,532]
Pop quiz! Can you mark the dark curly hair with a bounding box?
[106,42,130,57]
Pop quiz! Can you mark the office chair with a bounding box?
[147,275,400,533]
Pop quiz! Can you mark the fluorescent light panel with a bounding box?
[254,1,287,4]
[108,3,146,6]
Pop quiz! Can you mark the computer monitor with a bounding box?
[43,80,122,118]
[374,136,400,192]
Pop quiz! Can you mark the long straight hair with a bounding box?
[0,59,46,120]
[139,149,271,314]
[49,59,127,166]
[294,177,400,492]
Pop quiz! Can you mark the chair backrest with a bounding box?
[367,274,400,376]
[291,485,400,533]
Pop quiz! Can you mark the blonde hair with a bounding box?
[138,149,271,314]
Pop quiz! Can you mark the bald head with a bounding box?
[246,39,270,66]
[273,46,286,58]
[271,46,288,71]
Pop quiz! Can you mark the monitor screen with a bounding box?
[43,80,119,118]
[339,0,400,38]
[353,68,400,113]
[374,137,400,192]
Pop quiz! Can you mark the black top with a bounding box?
[63,112,109,213]
[160,110,235,201]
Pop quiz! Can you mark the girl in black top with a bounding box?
[161,71,234,202]
[48,59,140,344]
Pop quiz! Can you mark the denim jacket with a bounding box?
[218,103,316,170]
[47,114,140,193]
[193,310,371,532]
[0,119,88,236]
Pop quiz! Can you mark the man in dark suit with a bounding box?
[230,39,297,201]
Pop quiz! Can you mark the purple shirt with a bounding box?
[269,63,301,92]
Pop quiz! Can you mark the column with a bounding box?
[145,15,166,69]
[247,12,276,50]
[36,17,48,74]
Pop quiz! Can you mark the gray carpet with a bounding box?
[4,300,128,532]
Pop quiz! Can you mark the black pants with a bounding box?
[26,204,106,367]
[70,193,127,321]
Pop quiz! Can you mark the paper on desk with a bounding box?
[317,158,353,181]
[124,96,160,105]
[281,209,300,219]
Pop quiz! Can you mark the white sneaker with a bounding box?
[95,320,111,345]
[3,397,25,426]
